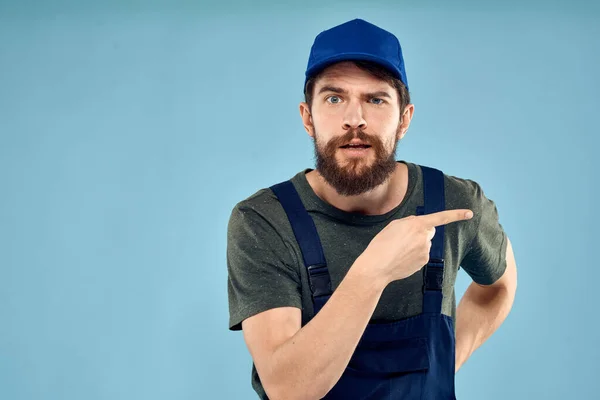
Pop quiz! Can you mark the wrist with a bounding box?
[351,253,389,293]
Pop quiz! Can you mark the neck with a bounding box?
[306,162,408,216]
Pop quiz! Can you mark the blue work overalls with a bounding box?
[270,165,456,399]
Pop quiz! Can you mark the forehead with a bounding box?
[313,61,395,92]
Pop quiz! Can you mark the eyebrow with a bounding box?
[317,85,393,99]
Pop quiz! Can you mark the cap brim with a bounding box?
[305,52,402,82]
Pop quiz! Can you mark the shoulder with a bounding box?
[444,172,486,211]
[227,182,294,244]
[230,187,279,220]
[412,164,495,246]
[410,162,486,211]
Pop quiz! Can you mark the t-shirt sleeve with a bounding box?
[460,181,508,285]
[226,202,303,331]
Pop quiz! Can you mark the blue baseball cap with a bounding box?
[304,18,409,92]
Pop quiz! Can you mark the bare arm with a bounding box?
[454,236,518,372]
[242,255,386,400]
[242,209,473,400]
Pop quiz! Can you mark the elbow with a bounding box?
[263,375,329,400]
[261,372,299,400]
[264,384,307,400]
[258,347,335,400]
[260,368,289,400]
[263,384,285,400]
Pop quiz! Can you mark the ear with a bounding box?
[299,102,315,138]
[397,104,415,140]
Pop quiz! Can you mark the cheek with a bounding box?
[312,129,331,148]
[360,104,394,124]
[311,107,340,128]
[369,108,399,126]
[311,115,339,141]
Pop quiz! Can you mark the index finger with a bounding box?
[418,209,473,227]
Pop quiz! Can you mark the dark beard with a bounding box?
[313,129,398,196]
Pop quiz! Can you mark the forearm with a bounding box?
[454,281,515,372]
[265,255,386,400]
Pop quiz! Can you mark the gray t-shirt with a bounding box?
[226,160,508,398]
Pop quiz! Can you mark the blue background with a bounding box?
[1,0,598,399]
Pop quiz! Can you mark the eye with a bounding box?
[370,97,385,105]
[326,95,342,104]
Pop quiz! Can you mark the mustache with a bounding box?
[332,129,378,147]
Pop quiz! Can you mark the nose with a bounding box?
[342,100,367,131]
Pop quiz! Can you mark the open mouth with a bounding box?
[340,144,372,149]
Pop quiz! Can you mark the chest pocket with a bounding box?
[347,336,430,376]
[322,336,430,399]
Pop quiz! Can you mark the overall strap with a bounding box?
[416,165,446,314]
[270,181,331,314]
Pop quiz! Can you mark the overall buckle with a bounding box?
[307,264,332,297]
[423,258,444,292]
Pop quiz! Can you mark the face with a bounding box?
[300,62,412,196]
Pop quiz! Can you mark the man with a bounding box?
[227,18,517,400]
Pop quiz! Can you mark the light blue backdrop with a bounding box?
[1,0,598,399]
